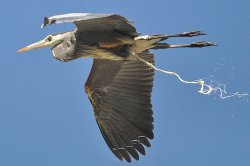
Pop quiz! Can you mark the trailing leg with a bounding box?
[135,31,206,41]
[134,31,214,52]
[152,41,216,49]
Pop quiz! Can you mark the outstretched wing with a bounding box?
[41,13,112,28]
[41,13,138,37]
[84,53,155,162]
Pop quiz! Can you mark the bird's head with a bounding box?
[17,33,65,52]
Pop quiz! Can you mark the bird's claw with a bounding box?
[190,41,217,47]
[181,31,206,37]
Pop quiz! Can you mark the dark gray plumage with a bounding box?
[18,13,215,162]
[85,53,155,161]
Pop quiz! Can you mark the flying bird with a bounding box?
[18,13,214,162]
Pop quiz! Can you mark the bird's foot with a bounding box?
[180,31,206,37]
[189,41,217,47]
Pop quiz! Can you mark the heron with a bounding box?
[18,13,214,162]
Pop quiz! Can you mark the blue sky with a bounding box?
[0,1,250,166]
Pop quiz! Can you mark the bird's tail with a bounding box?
[134,31,216,53]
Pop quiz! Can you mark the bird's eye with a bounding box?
[46,36,53,42]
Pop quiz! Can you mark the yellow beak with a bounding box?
[17,39,48,53]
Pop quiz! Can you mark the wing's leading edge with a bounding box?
[42,13,121,28]
[41,13,138,40]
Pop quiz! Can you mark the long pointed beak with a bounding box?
[17,39,48,52]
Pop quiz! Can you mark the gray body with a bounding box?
[18,13,214,162]
[48,14,139,61]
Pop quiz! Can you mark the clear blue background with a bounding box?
[0,1,249,166]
